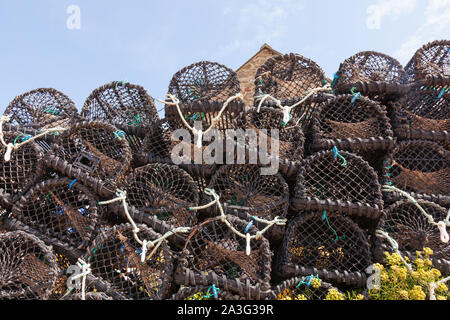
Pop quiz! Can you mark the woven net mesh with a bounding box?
[405,40,450,81]
[295,150,383,208]
[280,212,371,274]
[4,88,79,129]
[272,277,343,300]
[0,131,44,202]
[83,224,174,300]
[311,95,393,150]
[393,81,449,135]
[381,200,449,261]
[235,107,305,163]
[139,120,174,162]
[11,178,100,251]
[81,82,159,127]
[335,51,407,91]
[205,165,289,223]
[168,61,240,104]
[53,121,132,190]
[385,140,449,197]
[254,53,326,103]
[0,230,58,300]
[180,216,272,287]
[124,163,199,228]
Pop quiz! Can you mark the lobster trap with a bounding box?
[175,215,273,296]
[382,140,450,207]
[0,230,58,300]
[380,200,449,261]
[137,119,173,164]
[292,150,384,226]
[81,223,175,300]
[81,81,159,127]
[81,82,159,163]
[405,40,450,81]
[4,88,79,130]
[392,78,449,143]
[254,53,327,103]
[333,51,408,100]
[166,61,244,140]
[235,107,305,180]
[0,131,45,208]
[120,163,199,243]
[277,211,372,287]
[310,94,395,153]
[43,121,133,198]
[204,164,290,242]
[168,61,241,104]
[135,119,220,202]
[7,177,100,259]
[269,276,345,300]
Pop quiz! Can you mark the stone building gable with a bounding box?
[236,44,281,108]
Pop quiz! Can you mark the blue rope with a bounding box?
[244,217,255,233]
[332,146,347,167]
[296,275,320,288]
[114,130,126,139]
[69,179,77,189]
[204,285,220,299]
[350,87,362,104]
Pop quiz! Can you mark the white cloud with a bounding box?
[394,0,450,64]
[216,0,305,57]
[366,0,417,30]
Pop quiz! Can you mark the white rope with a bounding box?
[70,259,91,301]
[376,228,450,300]
[0,115,68,161]
[98,190,191,262]
[191,188,287,255]
[375,229,413,271]
[382,185,449,243]
[157,93,244,148]
[429,275,450,300]
[254,83,331,125]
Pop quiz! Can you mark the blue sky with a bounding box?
[0,0,449,115]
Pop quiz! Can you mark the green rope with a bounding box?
[43,107,62,115]
[322,210,346,243]
[204,285,220,299]
[296,274,320,288]
[13,134,32,146]
[332,146,347,167]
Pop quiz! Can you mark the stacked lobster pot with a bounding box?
[372,40,450,279]
[0,41,449,300]
[250,53,333,180]
[330,51,407,176]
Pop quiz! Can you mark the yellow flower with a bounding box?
[409,286,426,300]
[325,289,345,300]
[311,278,321,289]
[436,283,448,293]
[430,268,441,279]
[423,247,433,258]
[423,259,433,267]
[415,258,424,269]
[410,271,420,280]
[436,295,446,301]
[381,272,389,282]
[354,294,364,300]
[296,294,307,300]
[398,290,409,300]
[374,263,384,271]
